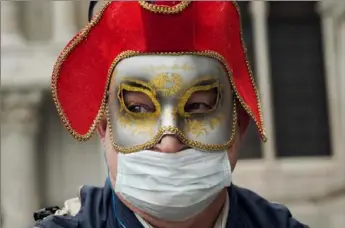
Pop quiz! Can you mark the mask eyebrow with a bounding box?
[191,77,219,87]
[121,79,156,94]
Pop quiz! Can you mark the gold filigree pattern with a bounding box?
[208,114,225,130]
[118,112,133,128]
[185,119,208,137]
[149,73,183,96]
[132,118,156,136]
[184,113,226,137]
[115,105,156,136]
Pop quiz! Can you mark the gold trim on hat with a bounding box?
[138,1,191,14]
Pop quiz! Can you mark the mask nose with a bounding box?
[160,106,178,128]
[154,135,186,153]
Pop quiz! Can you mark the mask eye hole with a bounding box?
[123,90,156,114]
[184,88,218,114]
[117,83,161,118]
[177,81,220,117]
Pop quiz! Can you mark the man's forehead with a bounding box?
[114,55,225,77]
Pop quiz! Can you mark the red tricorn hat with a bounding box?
[52,1,267,142]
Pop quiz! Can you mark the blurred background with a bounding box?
[1,1,344,228]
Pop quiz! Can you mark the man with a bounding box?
[34,1,308,228]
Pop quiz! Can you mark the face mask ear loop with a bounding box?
[104,151,127,228]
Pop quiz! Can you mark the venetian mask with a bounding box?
[107,55,237,153]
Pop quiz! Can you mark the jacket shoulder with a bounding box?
[34,215,79,228]
[34,184,116,228]
[33,186,84,228]
[234,185,309,228]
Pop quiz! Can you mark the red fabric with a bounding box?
[54,1,263,138]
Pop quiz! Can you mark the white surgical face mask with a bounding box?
[114,148,232,221]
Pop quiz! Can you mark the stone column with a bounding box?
[335,4,345,163]
[249,2,276,162]
[317,2,342,161]
[52,1,77,43]
[340,19,345,157]
[0,1,25,47]
[1,90,43,228]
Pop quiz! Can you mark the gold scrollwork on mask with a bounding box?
[117,110,156,136]
[149,73,183,96]
[118,112,133,128]
[209,114,225,130]
[185,119,207,137]
[185,113,226,137]
[132,118,156,136]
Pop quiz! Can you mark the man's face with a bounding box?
[101,55,242,182]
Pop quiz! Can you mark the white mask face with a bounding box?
[114,148,232,221]
[107,55,236,154]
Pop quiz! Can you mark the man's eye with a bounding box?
[128,105,152,113]
[185,103,212,113]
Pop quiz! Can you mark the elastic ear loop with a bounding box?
[104,152,127,228]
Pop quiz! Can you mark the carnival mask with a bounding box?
[107,55,237,153]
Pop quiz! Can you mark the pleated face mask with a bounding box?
[114,148,232,221]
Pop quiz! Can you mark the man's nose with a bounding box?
[153,135,187,153]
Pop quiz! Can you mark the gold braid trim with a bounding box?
[138,1,191,14]
[232,1,267,141]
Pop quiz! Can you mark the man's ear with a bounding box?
[97,118,107,142]
[237,103,250,139]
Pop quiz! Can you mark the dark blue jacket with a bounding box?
[35,181,309,228]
